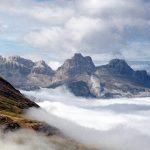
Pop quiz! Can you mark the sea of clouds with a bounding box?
[21,87,150,150]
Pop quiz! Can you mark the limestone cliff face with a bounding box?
[52,53,96,82]
[0,55,54,90]
[31,60,55,76]
[49,56,150,98]
[1,54,150,98]
[60,53,96,77]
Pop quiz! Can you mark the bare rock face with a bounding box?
[133,70,150,86]
[31,60,54,76]
[68,81,95,98]
[51,57,150,98]
[107,59,134,76]
[53,53,96,82]
[0,56,55,90]
[96,59,150,88]
[93,59,150,98]
[8,56,35,69]
[1,54,150,98]
[63,53,96,76]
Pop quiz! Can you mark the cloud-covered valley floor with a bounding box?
[22,87,150,150]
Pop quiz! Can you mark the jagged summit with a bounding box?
[32,60,55,75]
[1,53,150,98]
[109,59,130,68]
[0,55,55,90]
[50,54,150,98]
[35,60,47,66]
[107,59,134,76]
[8,55,35,68]
[73,53,83,58]
[56,53,96,78]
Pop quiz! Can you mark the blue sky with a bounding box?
[0,0,150,67]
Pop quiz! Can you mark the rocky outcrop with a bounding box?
[31,60,54,76]
[133,70,150,86]
[0,55,55,89]
[53,53,96,82]
[68,81,95,98]
[96,59,150,88]
[49,57,150,98]
[107,59,134,76]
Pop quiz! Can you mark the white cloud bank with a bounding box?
[22,87,150,150]
[0,0,149,61]
[0,129,54,150]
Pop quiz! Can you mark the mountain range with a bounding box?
[1,54,150,98]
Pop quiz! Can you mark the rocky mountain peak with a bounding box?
[32,60,55,76]
[35,60,47,67]
[71,53,93,63]
[108,59,134,76]
[0,55,56,89]
[57,53,96,77]
[108,59,129,68]
[73,53,83,59]
[8,55,35,68]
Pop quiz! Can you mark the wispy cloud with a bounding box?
[23,87,150,150]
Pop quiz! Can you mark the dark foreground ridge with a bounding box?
[0,76,58,135]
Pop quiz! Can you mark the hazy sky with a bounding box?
[0,0,150,66]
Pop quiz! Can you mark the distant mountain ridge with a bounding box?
[0,55,55,90]
[49,54,150,98]
[1,54,150,98]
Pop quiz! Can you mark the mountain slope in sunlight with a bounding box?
[0,76,97,150]
[0,76,58,134]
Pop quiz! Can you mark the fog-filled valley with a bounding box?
[21,87,150,150]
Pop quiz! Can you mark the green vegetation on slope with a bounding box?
[0,76,56,133]
[0,76,98,150]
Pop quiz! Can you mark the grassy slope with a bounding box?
[0,76,43,131]
[0,77,98,150]
[0,93,46,131]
